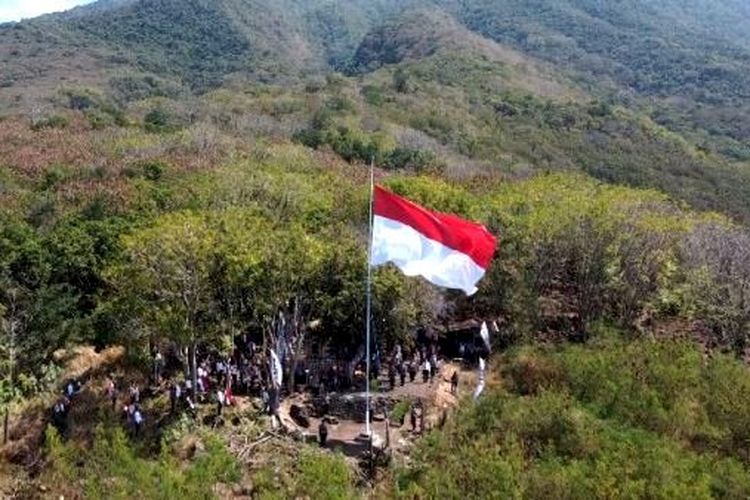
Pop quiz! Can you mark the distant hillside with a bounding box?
[440,0,750,158]
[5,2,750,496]
[0,0,410,97]
[1,0,750,222]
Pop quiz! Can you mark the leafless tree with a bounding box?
[681,222,750,351]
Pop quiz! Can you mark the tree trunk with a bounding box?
[287,359,295,395]
[188,343,198,398]
[288,335,305,394]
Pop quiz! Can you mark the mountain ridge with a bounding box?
[1,0,750,223]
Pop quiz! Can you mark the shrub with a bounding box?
[31,114,69,131]
[393,349,750,499]
[382,147,435,171]
[40,166,69,190]
[44,425,240,499]
[503,347,564,395]
[144,108,182,133]
[140,160,167,181]
[391,399,411,425]
[297,450,355,499]
[325,95,355,113]
[502,337,750,463]
[110,74,181,102]
[65,89,97,111]
[252,448,356,499]
[393,68,412,93]
[361,85,384,106]
[86,109,114,130]
[293,127,325,149]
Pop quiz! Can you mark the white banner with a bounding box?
[270,349,283,388]
[480,321,491,352]
[474,357,487,401]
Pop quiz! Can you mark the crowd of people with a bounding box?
[384,347,442,391]
[319,344,446,395]
[50,379,82,438]
[50,334,461,443]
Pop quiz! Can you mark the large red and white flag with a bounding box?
[371,186,497,295]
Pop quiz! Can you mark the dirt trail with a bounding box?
[0,346,127,496]
[279,361,475,458]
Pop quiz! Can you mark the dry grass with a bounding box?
[2,346,125,471]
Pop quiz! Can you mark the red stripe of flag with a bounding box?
[373,186,497,269]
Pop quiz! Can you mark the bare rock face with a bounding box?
[312,393,406,422]
[290,404,310,428]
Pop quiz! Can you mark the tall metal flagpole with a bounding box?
[365,158,375,436]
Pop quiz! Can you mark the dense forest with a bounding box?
[1,0,750,497]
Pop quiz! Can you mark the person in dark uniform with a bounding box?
[169,382,180,414]
[388,364,397,391]
[318,419,329,448]
[450,371,459,395]
[399,363,406,386]
[410,404,418,432]
[133,406,144,437]
[408,361,417,383]
[52,399,68,437]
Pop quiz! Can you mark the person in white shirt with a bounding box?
[133,406,144,437]
[216,389,226,416]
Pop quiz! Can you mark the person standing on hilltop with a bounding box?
[133,406,144,437]
[185,394,197,419]
[261,386,270,414]
[197,364,206,394]
[65,380,77,399]
[318,419,329,448]
[450,371,459,395]
[105,375,117,412]
[216,388,226,417]
[129,383,140,405]
[169,382,181,414]
[52,399,68,437]
[153,351,164,384]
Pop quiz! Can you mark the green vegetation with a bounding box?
[3,0,750,221]
[393,334,750,499]
[31,114,69,131]
[252,449,355,499]
[45,425,240,498]
[2,0,750,497]
[2,114,750,494]
[144,108,183,133]
[390,399,411,425]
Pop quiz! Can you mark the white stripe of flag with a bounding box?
[370,186,498,295]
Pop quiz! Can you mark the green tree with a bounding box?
[112,212,221,395]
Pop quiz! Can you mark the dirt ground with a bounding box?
[0,346,494,497]
[278,361,478,459]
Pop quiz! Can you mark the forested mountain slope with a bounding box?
[3,1,750,497]
[1,0,749,224]
[442,0,750,159]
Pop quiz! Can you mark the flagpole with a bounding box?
[365,157,374,437]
